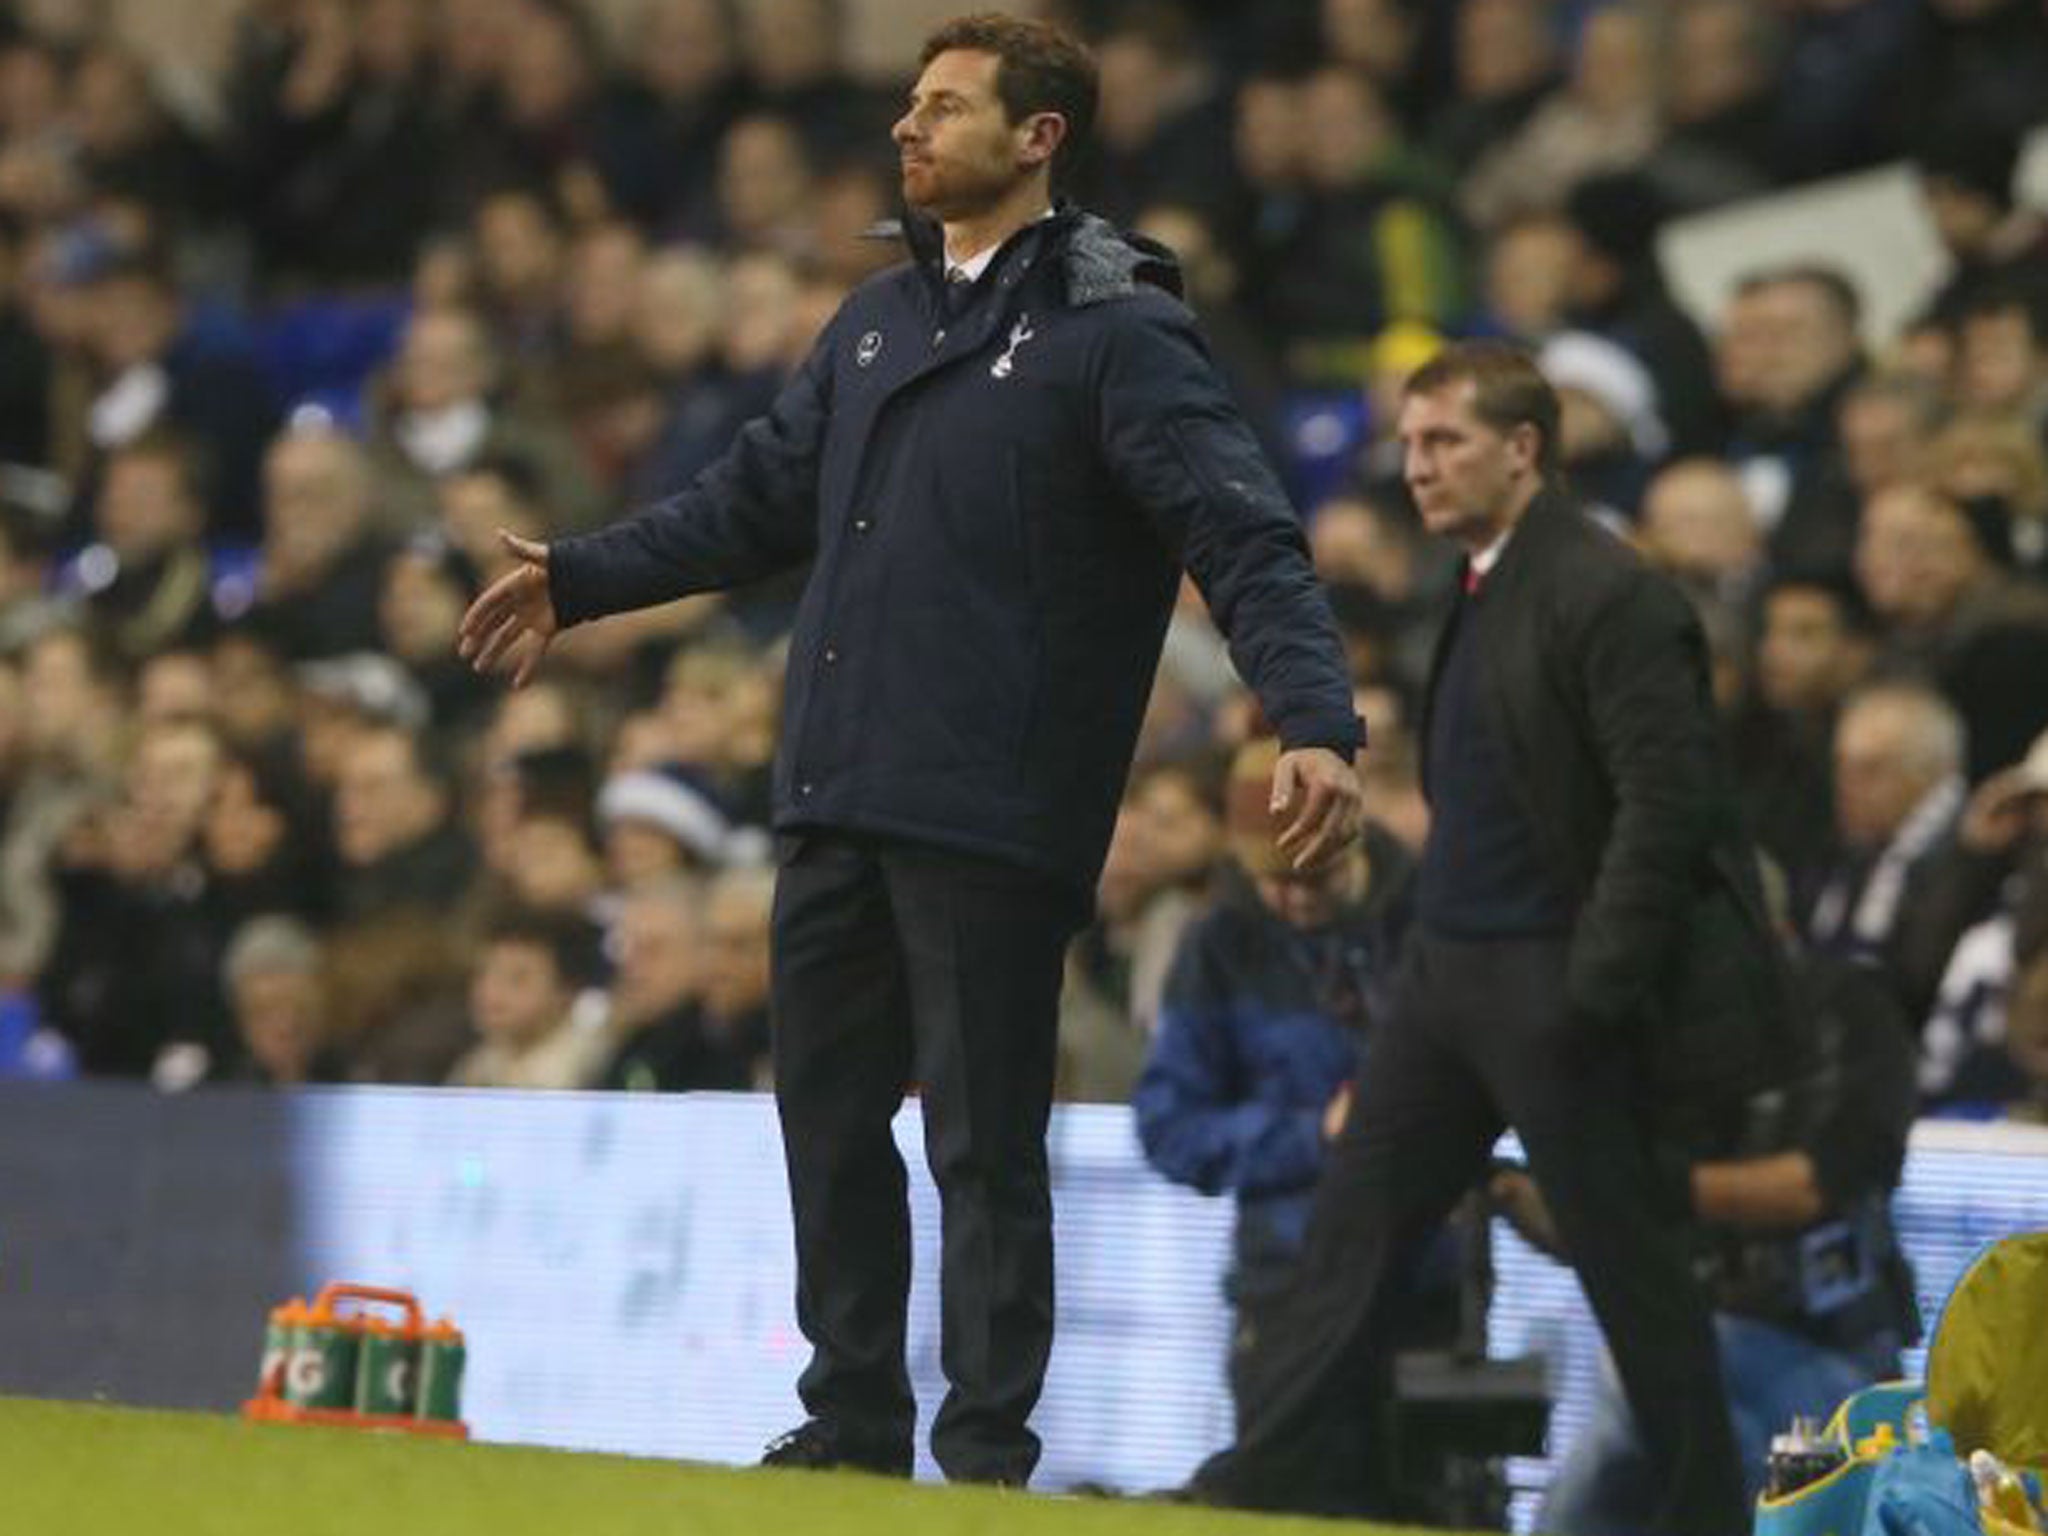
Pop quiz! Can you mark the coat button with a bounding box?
[932,328,946,347]
[853,517,871,533]
[799,781,814,797]
[823,646,839,664]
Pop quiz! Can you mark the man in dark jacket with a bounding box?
[460,12,1364,1488]
[1189,340,1782,1535]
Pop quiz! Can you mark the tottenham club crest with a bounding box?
[991,315,1035,379]
[856,330,883,368]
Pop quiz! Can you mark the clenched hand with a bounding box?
[1270,746,1364,872]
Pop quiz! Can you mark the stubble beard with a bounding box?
[902,154,1025,226]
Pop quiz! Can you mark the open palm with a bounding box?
[457,531,559,688]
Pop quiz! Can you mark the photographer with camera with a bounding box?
[1134,736,1452,1443]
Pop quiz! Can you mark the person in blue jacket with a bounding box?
[459,12,1365,1489]
[1134,736,1452,1432]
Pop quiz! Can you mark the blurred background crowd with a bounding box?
[0,0,2044,1130]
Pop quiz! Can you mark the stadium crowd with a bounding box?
[0,0,2042,1149]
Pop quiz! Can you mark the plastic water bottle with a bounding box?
[1970,1450,2042,1531]
[1765,1416,1845,1498]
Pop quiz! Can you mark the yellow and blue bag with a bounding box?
[1753,1231,2048,1536]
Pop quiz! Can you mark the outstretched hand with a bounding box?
[1269,746,1364,872]
[457,530,559,689]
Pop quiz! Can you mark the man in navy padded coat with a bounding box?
[460,12,1364,1487]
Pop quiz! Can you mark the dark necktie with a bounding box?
[1463,562,1484,597]
[943,265,974,318]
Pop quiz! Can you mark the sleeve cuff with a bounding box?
[1276,711,1366,762]
[546,538,592,629]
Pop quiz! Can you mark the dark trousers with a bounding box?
[769,830,1087,1483]
[1200,930,1748,1536]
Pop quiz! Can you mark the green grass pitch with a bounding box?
[0,1395,1432,1535]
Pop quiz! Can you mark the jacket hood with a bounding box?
[1064,212,1183,305]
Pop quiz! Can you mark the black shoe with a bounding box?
[760,1420,912,1477]
[1160,1473,1232,1507]
[1174,1450,1312,1513]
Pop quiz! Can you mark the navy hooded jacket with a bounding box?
[549,207,1360,889]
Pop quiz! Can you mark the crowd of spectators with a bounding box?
[0,0,2044,1128]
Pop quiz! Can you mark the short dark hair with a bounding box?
[483,907,602,990]
[920,13,1098,180]
[362,721,458,801]
[1763,567,1876,638]
[462,448,547,508]
[1403,339,1562,480]
[1841,370,1948,437]
[1914,113,2020,211]
[1131,746,1231,820]
[1959,279,2048,343]
[109,426,213,513]
[1774,263,1863,334]
[510,743,597,828]
[1101,0,1201,67]
[1736,262,1862,335]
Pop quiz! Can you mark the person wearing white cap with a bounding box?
[1538,328,1669,525]
[1540,328,1669,461]
[595,764,770,881]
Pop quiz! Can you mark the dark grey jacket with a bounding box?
[550,208,1359,889]
[1423,488,1790,1147]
